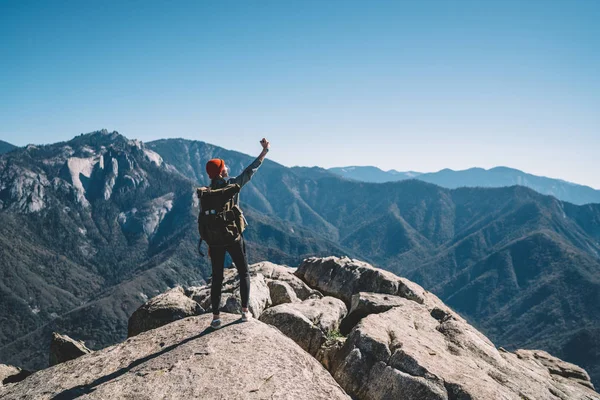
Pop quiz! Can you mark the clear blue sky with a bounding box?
[1,0,599,188]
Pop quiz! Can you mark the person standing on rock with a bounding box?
[200,138,270,329]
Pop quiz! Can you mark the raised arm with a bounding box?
[231,138,270,188]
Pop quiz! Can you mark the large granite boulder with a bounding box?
[187,270,272,318]
[223,273,272,318]
[185,285,213,310]
[295,256,443,308]
[267,279,300,306]
[128,286,204,337]
[253,261,322,300]
[329,296,598,400]
[185,268,240,308]
[252,261,296,278]
[0,314,350,400]
[514,349,595,391]
[49,333,92,366]
[259,297,347,356]
[317,337,346,371]
[339,292,407,334]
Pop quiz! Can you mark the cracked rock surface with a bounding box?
[267,279,300,306]
[296,256,443,309]
[3,256,597,400]
[49,332,92,366]
[127,287,204,337]
[254,261,322,300]
[0,364,31,386]
[259,296,347,355]
[330,298,598,400]
[186,269,272,318]
[339,292,408,334]
[0,314,349,400]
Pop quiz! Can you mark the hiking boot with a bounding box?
[210,318,222,329]
[241,310,252,322]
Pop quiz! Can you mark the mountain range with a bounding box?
[1,130,599,387]
[329,165,600,205]
[328,166,422,183]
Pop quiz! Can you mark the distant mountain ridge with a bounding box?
[329,165,600,205]
[0,140,17,154]
[328,166,422,183]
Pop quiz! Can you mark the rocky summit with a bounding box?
[0,314,348,400]
[1,256,598,400]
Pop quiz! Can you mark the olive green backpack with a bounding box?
[196,184,247,249]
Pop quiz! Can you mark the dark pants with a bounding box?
[209,235,250,315]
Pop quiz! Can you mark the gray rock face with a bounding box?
[223,273,272,318]
[329,297,599,400]
[186,268,241,309]
[186,268,237,312]
[128,286,204,337]
[267,279,300,306]
[253,261,322,300]
[0,365,20,384]
[296,256,437,307]
[339,292,407,334]
[185,285,213,310]
[3,257,596,400]
[185,258,598,399]
[317,337,346,371]
[0,314,350,400]
[187,270,272,318]
[0,364,31,385]
[0,163,49,213]
[252,261,294,278]
[49,332,92,366]
[259,297,347,356]
[515,350,595,391]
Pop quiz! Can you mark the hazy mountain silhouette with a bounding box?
[329,165,600,205]
[328,166,422,183]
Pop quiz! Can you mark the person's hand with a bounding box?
[260,138,270,150]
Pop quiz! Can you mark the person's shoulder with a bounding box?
[211,178,235,188]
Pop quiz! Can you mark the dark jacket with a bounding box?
[210,155,263,208]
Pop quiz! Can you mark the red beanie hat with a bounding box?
[206,158,225,179]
